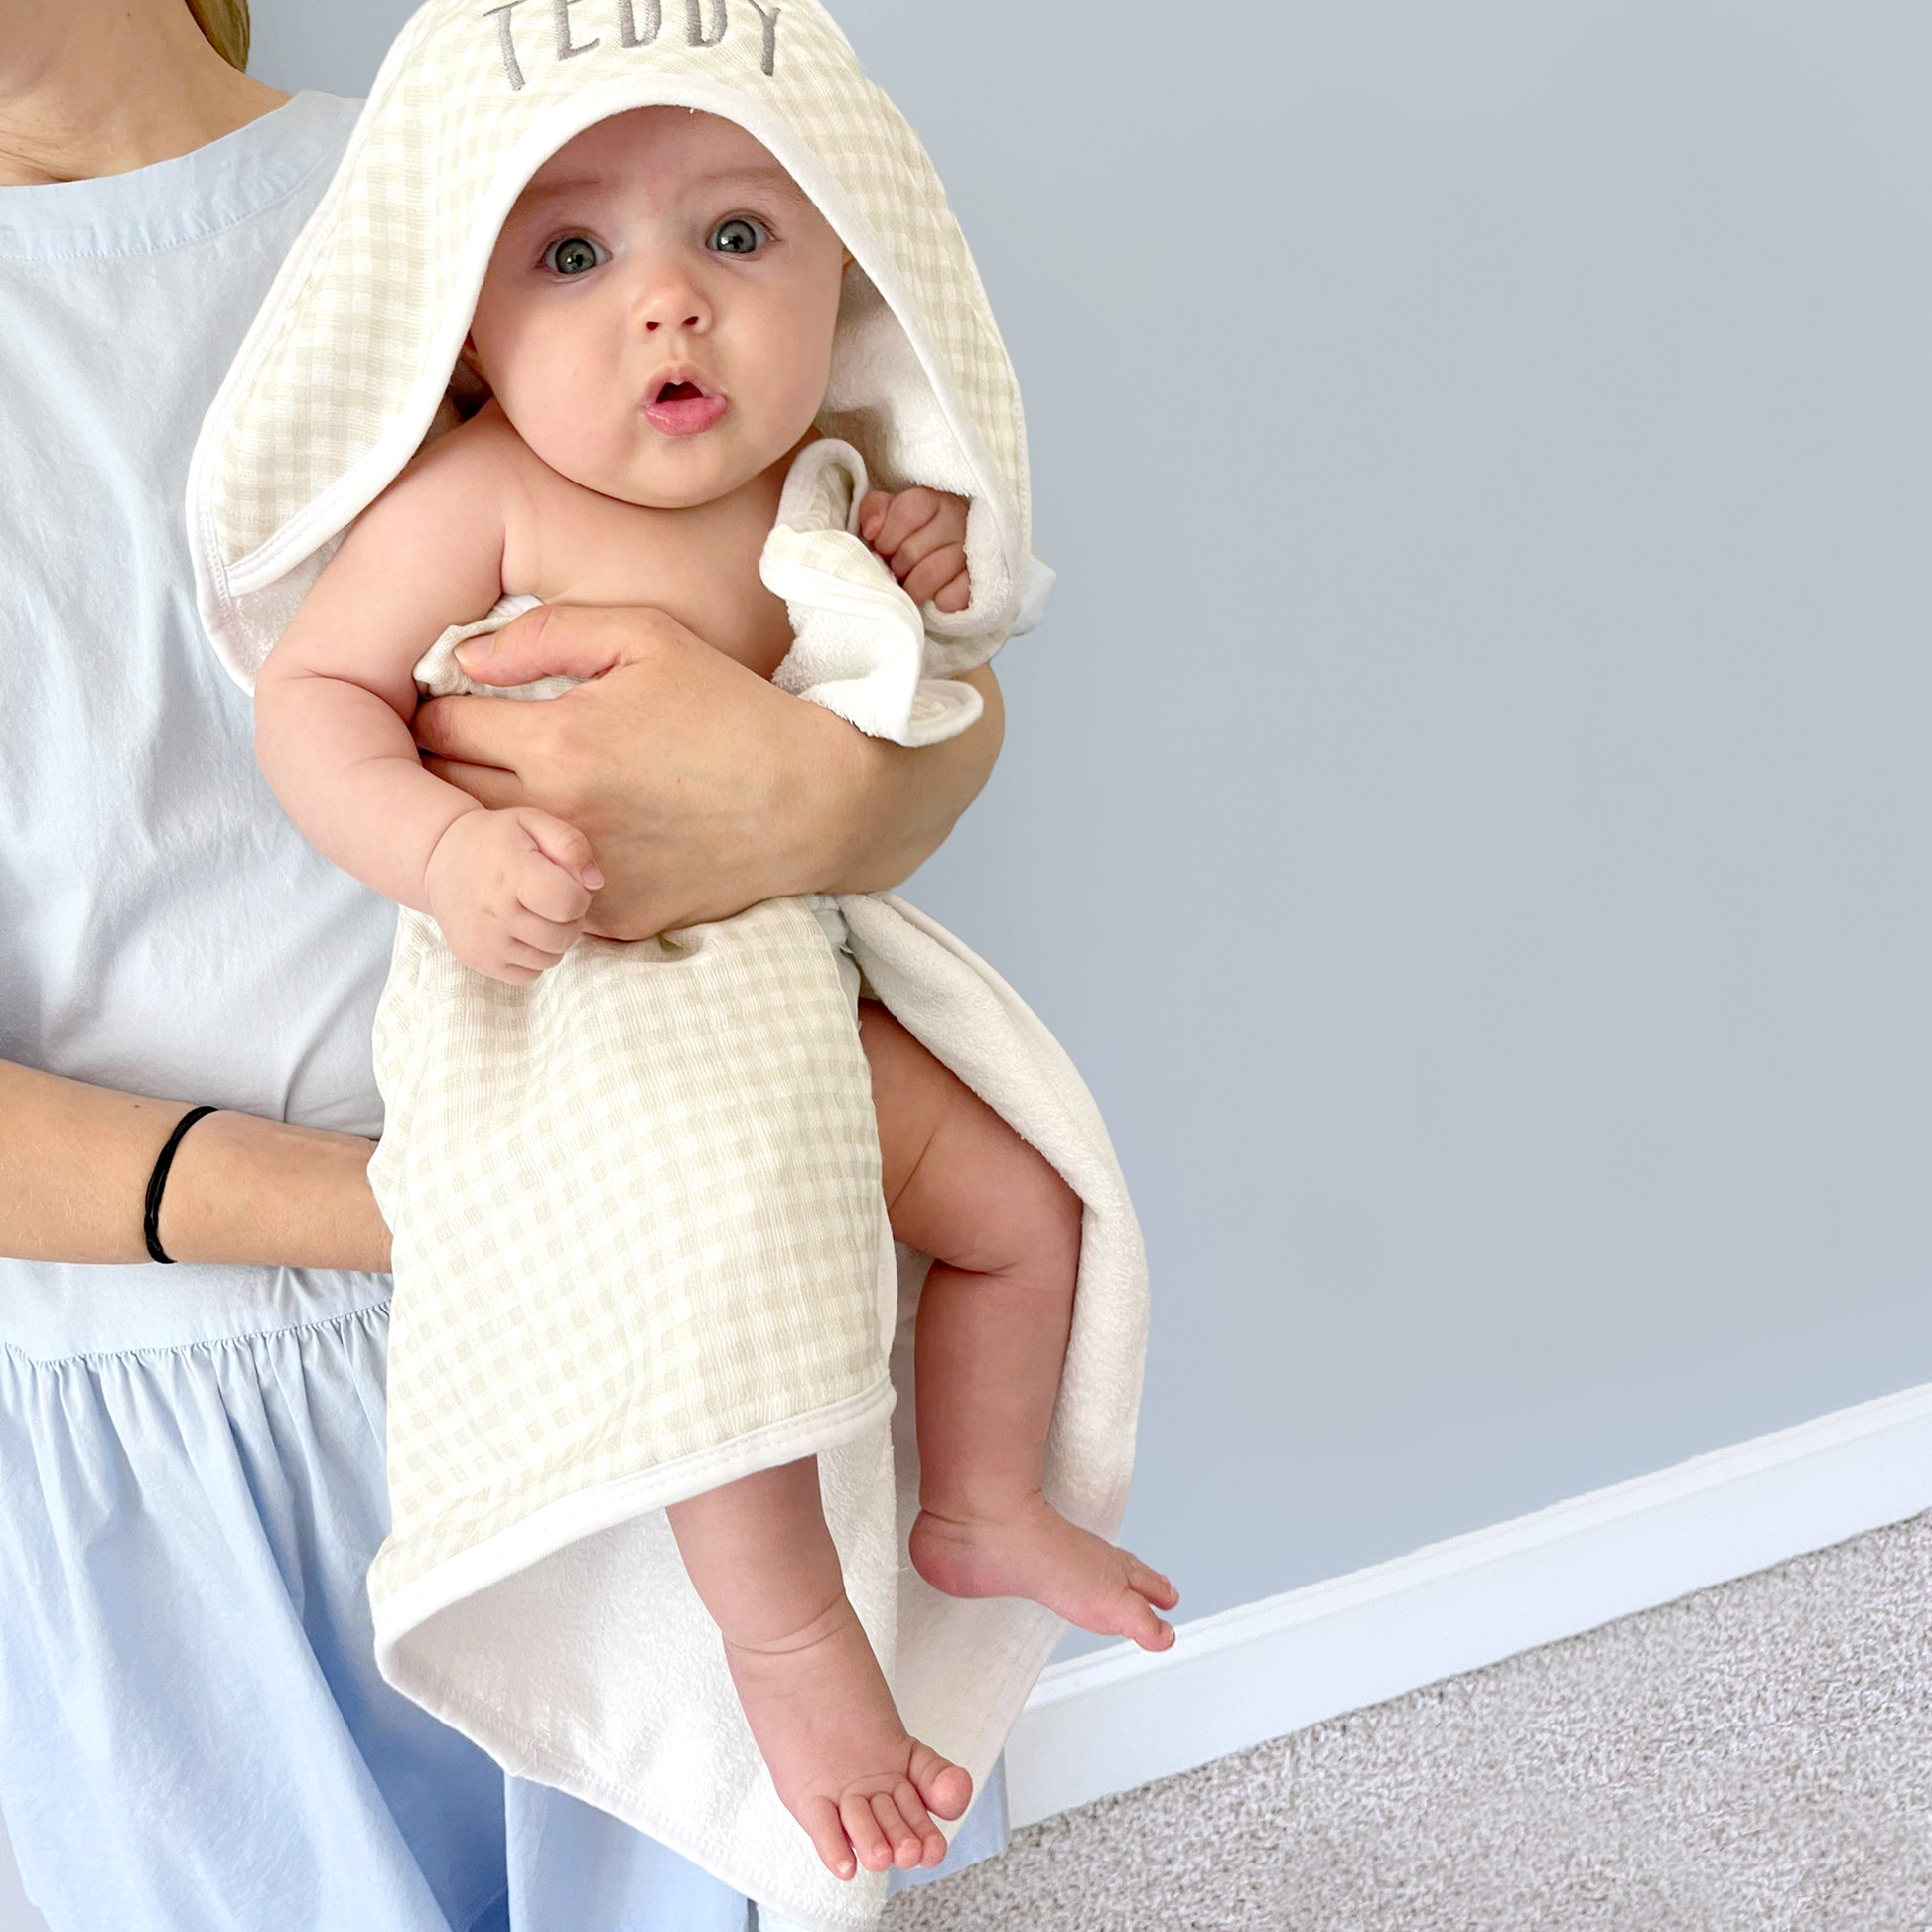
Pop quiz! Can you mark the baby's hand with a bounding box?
[424,806,603,986]
[858,487,972,614]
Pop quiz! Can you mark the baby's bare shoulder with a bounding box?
[345,401,539,569]
[455,402,664,597]
[331,407,511,558]
[392,398,521,493]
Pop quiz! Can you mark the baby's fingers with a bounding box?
[501,936,573,976]
[509,904,588,961]
[864,485,948,560]
[515,859,594,928]
[857,489,895,547]
[930,571,972,614]
[902,546,970,610]
[510,836,598,931]
[509,806,603,897]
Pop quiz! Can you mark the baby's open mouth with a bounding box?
[642,375,730,437]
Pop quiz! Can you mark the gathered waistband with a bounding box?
[0,1258,392,1365]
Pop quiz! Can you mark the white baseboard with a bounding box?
[1007,1382,1932,1829]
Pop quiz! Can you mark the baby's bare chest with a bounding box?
[501,461,798,681]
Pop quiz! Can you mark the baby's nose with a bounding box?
[633,276,712,334]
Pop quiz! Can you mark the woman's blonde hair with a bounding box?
[185,0,250,72]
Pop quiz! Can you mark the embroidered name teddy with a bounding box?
[483,0,783,89]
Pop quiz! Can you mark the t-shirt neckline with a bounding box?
[0,90,353,263]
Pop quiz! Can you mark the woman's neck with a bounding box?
[0,0,290,188]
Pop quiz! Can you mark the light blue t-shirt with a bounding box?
[0,92,398,1358]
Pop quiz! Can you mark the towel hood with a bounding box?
[187,0,1035,690]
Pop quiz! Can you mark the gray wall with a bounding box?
[7,3,1930,1926]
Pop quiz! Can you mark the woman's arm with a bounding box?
[411,606,1007,941]
[0,1060,389,1271]
[801,660,1005,892]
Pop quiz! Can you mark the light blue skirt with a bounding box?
[0,1297,1005,1930]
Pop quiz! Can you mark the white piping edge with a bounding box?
[369,1373,898,1655]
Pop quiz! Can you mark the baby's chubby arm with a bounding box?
[254,425,603,986]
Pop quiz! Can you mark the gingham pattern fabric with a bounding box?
[365,807,883,1613]
[197,0,1031,686]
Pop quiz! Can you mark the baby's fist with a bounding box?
[858,486,972,614]
[424,806,603,986]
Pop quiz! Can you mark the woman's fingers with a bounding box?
[450,600,630,686]
[413,692,528,772]
[417,751,519,813]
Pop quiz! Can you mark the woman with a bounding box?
[0,2,1014,1926]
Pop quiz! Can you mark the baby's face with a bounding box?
[465,107,850,509]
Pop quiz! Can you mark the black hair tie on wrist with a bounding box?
[144,1106,220,1265]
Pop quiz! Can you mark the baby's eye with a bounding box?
[709,215,770,257]
[542,234,607,277]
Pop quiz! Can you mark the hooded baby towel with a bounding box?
[186,8,1146,1929]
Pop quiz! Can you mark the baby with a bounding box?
[255,103,1176,1882]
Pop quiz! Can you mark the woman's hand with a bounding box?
[412,604,1005,940]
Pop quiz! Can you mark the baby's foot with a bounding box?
[909,1492,1180,1650]
[722,1590,973,1881]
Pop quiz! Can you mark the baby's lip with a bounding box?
[643,364,720,406]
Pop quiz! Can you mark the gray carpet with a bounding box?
[885,1509,1932,1932]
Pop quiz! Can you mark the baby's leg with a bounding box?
[665,1461,971,1878]
[856,1002,1180,1650]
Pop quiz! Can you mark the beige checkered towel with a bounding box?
[365,860,889,1619]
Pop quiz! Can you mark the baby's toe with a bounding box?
[1119,1587,1175,1651]
[868,1791,924,1868]
[1126,1553,1180,1611]
[891,1777,941,1845]
[801,1795,858,1880]
[891,1778,948,1866]
[840,1792,893,1872]
[909,1744,973,1820]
